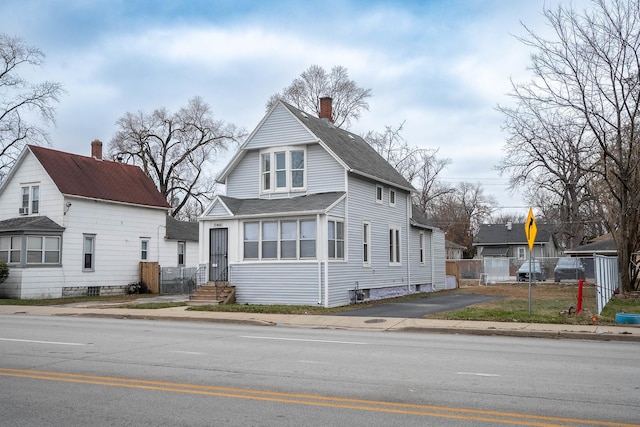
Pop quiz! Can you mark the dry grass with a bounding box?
[425,280,639,325]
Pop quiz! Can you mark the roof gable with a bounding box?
[28,145,170,209]
[217,101,414,192]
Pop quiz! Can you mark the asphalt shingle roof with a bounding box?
[219,192,345,217]
[281,102,415,192]
[165,216,199,241]
[29,145,170,209]
[474,222,556,245]
[0,216,65,232]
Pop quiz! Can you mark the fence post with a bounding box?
[577,278,584,314]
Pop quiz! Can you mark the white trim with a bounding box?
[363,220,371,267]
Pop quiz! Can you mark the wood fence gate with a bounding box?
[139,262,160,293]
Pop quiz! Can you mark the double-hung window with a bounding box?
[419,232,425,265]
[363,221,371,266]
[83,234,95,271]
[389,226,401,265]
[389,189,396,207]
[260,147,306,193]
[328,220,344,260]
[243,220,316,260]
[0,236,21,263]
[177,241,185,266]
[140,239,149,261]
[21,184,39,214]
[27,236,60,264]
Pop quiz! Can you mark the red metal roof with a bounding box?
[29,145,170,209]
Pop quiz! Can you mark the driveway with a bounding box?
[335,294,501,318]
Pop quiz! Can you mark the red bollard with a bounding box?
[576,278,584,314]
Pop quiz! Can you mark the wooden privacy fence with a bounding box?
[139,262,160,294]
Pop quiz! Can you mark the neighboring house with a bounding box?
[199,98,446,307]
[160,216,199,269]
[0,141,174,299]
[445,240,465,260]
[564,234,617,257]
[473,222,561,261]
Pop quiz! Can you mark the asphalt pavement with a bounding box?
[1,293,638,341]
[336,294,502,318]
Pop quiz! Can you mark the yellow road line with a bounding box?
[0,368,635,427]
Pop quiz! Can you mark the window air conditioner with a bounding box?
[18,207,29,215]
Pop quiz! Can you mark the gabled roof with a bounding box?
[28,145,170,209]
[215,192,345,218]
[0,216,65,233]
[280,102,414,192]
[473,222,557,246]
[218,100,414,192]
[165,216,198,242]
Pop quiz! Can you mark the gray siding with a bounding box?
[327,177,411,307]
[230,262,320,305]
[246,103,316,150]
[306,144,345,193]
[327,198,345,217]
[208,201,231,217]
[226,151,260,198]
[409,227,433,287]
[432,229,446,287]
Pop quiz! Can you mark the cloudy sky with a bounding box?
[1,0,567,214]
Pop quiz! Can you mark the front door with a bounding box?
[209,228,228,281]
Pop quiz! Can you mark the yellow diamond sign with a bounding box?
[525,208,537,251]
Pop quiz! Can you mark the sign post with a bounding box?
[524,208,537,315]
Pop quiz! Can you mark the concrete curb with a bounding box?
[2,305,639,342]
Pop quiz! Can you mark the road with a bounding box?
[0,315,638,426]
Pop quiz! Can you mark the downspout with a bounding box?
[431,231,435,289]
[406,195,411,292]
[323,213,329,308]
[317,215,322,305]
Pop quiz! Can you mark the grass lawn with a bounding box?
[2,281,639,325]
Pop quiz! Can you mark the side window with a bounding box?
[363,221,371,266]
[375,185,383,204]
[328,220,345,260]
[517,247,526,260]
[177,241,185,266]
[419,232,425,264]
[20,184,39,214]
[261,153,271,191]
[243,222,259,259]
[389,189,396,207]
[140,239,149,261]
[389,226,401,265]
[290,150,304,188]
[83,234,95,271]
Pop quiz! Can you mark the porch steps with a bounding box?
[187,282,236,306]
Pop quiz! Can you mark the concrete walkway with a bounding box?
[1,303,638,342]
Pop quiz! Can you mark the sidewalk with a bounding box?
[1,303,638,342]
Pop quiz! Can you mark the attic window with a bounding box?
[260,147,306,193]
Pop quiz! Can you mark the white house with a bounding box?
[0,141,195,299]
[199,98,446,307]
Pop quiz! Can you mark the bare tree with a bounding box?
[109,97,243,218]
[501,0,640,291]
[266,65,372,129]
[497,95,597,249]
[364,121,453,213]
[427,182,497,257]
[0,34,63,182]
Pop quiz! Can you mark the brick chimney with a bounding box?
[319,97,333,123]
[91,139,103,160]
